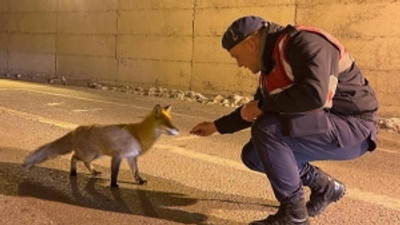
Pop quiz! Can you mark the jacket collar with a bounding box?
[260,25,293,74]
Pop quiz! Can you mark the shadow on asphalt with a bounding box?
[0,147,275,225]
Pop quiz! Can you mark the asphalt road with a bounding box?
[0,79,399,225]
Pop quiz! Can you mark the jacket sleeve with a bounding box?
[214,87,261,134]
[260,31,340,113]
[213,107,252,134]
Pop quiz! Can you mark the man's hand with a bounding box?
[240,100,263,122]
[190,122,217,136]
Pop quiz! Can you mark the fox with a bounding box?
[22,104,179,188]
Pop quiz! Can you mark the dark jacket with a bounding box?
[214,25,378,134]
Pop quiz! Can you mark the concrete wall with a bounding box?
[0,0,399,115]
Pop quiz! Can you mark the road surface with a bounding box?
[0,79,399,225]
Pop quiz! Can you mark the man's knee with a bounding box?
[241,142,263,172]
[241,143,254,166]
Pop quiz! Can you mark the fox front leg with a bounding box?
[110,156,122,188]
[70,154,79,176]
[127,156,147,185]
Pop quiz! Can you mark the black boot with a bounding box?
[305,167,346,217]
[249,199,309,225]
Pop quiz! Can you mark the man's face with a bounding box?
[228,36,260,74]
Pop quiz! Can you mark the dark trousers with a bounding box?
[241,112,376,203]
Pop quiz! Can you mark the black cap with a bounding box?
[222,16,265,51]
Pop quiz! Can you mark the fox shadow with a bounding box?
[19,173,205,224]
[0,147,275,225]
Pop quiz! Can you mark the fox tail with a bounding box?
[22,132,74,169]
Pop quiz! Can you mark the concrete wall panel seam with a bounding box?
[55,0,60,76]
[0,0,399,115]
[189,0,197,90]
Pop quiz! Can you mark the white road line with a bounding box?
[346,188,400,212]
[19,88,151,110]
[0,106,78,130]
[72,108,103,113]
[47,102,64,106]
[378,147,399,154]
[1,105,400,212]
[156,144,258,174]
[3,87,203,120]
[162,144,400,212]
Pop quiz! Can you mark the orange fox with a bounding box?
[22,104,179,188]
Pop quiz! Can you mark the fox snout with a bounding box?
[166,127,179,136]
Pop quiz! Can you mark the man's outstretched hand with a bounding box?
[190,122,217,136]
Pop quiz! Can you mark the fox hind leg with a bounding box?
[83,162,102,176]
[127,156,147,185]
[110,156,122,188]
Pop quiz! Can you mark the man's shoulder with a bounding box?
[286,28,340,57]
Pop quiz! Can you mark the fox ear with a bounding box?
[153,104,162,115]
[164,105,172,113]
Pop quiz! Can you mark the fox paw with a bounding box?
[70,170,77,177]
[136,177,147,185]
[110,183,119,188]
[92,170,102,176]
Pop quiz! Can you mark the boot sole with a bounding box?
[307,183,346,217]
[331,182,346,203]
